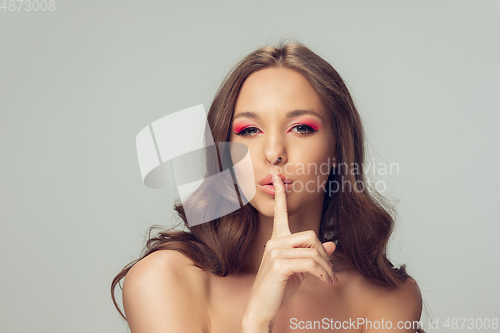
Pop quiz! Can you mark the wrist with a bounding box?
[240,312,272,333]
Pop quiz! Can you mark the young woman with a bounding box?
[111,41,424,333]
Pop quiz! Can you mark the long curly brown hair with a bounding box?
[111,39,424,333]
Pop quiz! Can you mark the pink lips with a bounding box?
[259,173,293,186]
[258,173,293,196]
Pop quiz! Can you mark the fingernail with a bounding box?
[328,276,334,284]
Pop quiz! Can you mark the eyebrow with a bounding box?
[233,109,324,121]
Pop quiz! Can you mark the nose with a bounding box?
[264,133,287,166]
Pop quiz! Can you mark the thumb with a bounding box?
[322,241,336,257]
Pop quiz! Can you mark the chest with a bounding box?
[206,275,365,333]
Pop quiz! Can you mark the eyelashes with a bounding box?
[234,124,318,137]
[235,126,261,136]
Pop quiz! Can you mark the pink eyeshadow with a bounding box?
[232,121,253,133]
[233,117,323,133]
[293,117,323,131]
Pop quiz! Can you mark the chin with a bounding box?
[248,190,305,218]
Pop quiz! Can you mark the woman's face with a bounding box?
[229,67,336,218]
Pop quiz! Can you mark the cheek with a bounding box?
[297,145,332,168]
[288,144,333,186]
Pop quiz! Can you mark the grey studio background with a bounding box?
[1,1,499,332]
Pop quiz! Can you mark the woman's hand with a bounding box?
[240,173,338,332]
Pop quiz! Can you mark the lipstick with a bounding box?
[258,173,293,196]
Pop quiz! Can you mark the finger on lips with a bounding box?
[271,174,336,283]
[272,173,291,237]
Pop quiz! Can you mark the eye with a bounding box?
[290,124,317,136]
[234,126,262,137]
[234,124,318,137]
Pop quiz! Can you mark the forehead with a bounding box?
[234,67,327,120]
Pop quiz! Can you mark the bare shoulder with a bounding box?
[351,272,423,332]
[122,250,209,333]
[329,252,422,332]
[367,276,421,309]
[125,250,209,297]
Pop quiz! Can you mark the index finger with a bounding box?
[271,173,291,238]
